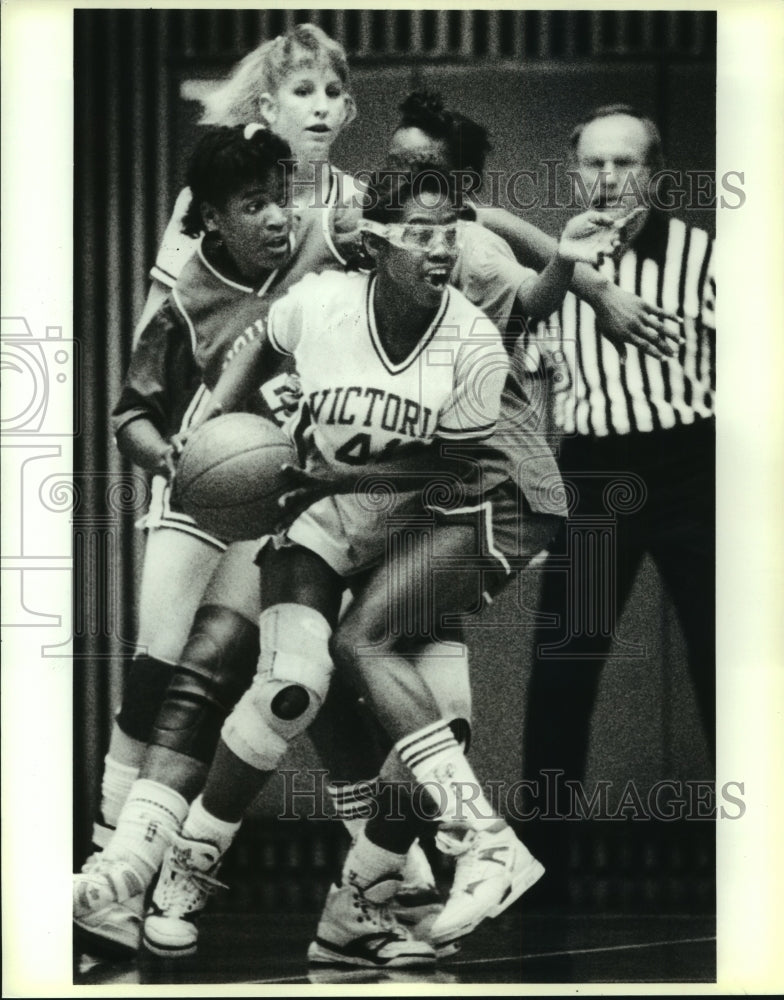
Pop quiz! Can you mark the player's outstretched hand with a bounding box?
[559,206,656,267]
[558,210,622,265]
[593,282,685,362]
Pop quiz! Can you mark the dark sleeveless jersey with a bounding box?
[150,168,363,287]
[112,210,348,441]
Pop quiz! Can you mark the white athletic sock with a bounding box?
[90,820,114,853]
[341,827,407,891]
[99,753,139,829]
[327,778,378,841]
[181,795,241,857]
[395,721,505,833]
[104,778,189,884]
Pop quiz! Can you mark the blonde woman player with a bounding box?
[134,23,361,338]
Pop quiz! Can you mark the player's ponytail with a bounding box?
[396,90,492,177]
[199,24,355,129]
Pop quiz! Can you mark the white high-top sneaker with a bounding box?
[307,876,437,968]
[429,825,544,949]
[73,854,146,957]
[142,833,226,958]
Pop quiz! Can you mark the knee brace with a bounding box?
[222,603,333,771]
[116,655,176,742]
[149,605,259,763]
[413,642,472,751]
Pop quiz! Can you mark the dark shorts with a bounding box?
[427,477,565,578]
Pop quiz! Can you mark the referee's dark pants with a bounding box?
[523,418,716,834]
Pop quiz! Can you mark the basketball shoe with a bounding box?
[307,877,437,968]
[142,833,226,957]
[73,854,146,958]
[428,824,544,949]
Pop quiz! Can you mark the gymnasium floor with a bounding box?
[73,816,716,987]
[75,907,716,986]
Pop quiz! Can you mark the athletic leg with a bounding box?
[331,520,542,951]
[74,540,249,957]
[141,541,262,797]
[93,527,222,844]
[74,525,222,957]
[143,544,342,957]
[146,543,436,965]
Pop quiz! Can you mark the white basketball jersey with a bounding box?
[266,270,509,468]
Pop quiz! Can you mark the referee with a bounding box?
[522,105,716,834]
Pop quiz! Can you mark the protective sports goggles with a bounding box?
[361,219,465,253]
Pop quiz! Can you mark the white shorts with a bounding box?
[279,489,423,578]
[137,475,227,551]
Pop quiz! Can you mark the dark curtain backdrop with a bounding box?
[73,8,716,854]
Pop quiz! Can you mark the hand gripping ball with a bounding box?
[176,412,297,542]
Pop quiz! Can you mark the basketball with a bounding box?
[176,412,298,542]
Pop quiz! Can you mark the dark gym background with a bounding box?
[73,7,716,921]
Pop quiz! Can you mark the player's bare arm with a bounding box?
[116,418,178,481]
[171,336,276,454]
[516,209,623,320]
[477,204,681,357]
[203,334,275,423]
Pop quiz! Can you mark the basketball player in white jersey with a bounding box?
[139,168,625,965]
[80,39,607,962]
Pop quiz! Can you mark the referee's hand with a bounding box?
[593,282,685,363]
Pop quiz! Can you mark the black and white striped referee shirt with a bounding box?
[534,209,715,438]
